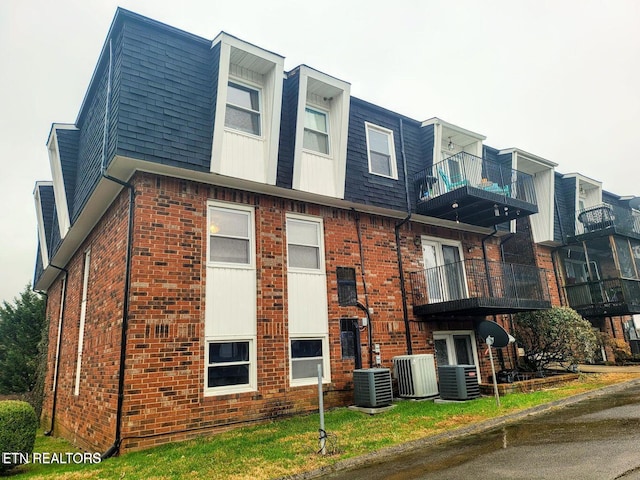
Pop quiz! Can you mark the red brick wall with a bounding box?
[533,244,562,307]
[45,172,532,452]
[41,191,130,452]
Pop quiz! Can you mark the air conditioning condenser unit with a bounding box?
[438,365,480,401]
[393,354,438,398]
[353,368,393,408]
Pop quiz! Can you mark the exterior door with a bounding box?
[422,238,466,303]
[434,331,480,379]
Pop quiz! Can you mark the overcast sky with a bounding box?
[1,0,638,304]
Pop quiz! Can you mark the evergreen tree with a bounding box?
[0,285,46,394]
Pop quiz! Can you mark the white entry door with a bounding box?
[421,237,467,303]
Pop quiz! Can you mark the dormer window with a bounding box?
[365,123,397,179]
[303,107,329,155]
[210,33,284,184]
[225,82,261,136]
[290,66,350,199]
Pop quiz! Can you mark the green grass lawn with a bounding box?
[6,373,638,480]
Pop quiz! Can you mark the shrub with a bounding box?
[0,400,38,473]
[611,338,632,365]
[514,307,598,372]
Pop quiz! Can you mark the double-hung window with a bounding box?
[291,338,325,380]
[207,341,251,388]
[365,123,397,179]
[287,217,321,270]
[303,107,329,155]
[225,81,261,136]
[208,206,252,264]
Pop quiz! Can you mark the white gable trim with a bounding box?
[47,124,77,240]
[33,181,53,268]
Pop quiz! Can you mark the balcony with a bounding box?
[564,277,640,317]
[409,259,551,320]
[413,153,538,227]
[570,203,640,241]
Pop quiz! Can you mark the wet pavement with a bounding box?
[318,380,640,480]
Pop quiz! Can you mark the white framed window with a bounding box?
[74,248,91,396]
[365,123,397,179]
[286,216,323,271]
[303,106,329,155]
[290,336,330,385]
[208,205,254,266]
[206,339,255,392]
[225,81,261,136]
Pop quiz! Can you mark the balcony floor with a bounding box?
[574,302,640,318]
[413,296,552,320]
[416,186,538,227]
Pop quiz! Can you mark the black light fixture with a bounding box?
[448,137,454,151]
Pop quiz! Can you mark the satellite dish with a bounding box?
[477,320,514,348]
[629,197,640,210]
[478,320,516,408]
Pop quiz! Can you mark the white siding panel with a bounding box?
[530,169,554,243]
[205,265,257,338]
[288,271,328,335]
[220,130,266,183]
[298,151,336,197]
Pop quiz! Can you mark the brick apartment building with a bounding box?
[33,9,639,454]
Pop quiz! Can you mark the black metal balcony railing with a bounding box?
[574,203,640,238]
[414,152,537,204]
[564,277,640,317]
[413,153,538,226]
[409,258,550,318]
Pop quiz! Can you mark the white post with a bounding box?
[318,364,326,455]
[487,335,501,407]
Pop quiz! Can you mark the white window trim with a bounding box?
[286,214,326,275]
[421,235,469,302]
[224,79,263,139]
[204,336,257,396]
[302,105,331,157]
[74,248,91,396]
[365,122,398,180]
[207,201,256,269]
[289,334,331,386]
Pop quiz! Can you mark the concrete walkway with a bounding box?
[578,363,640,373]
